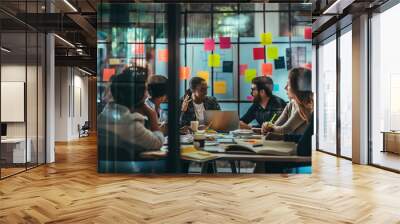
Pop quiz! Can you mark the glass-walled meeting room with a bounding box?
[97,3,313,174]
[0,2,46,179]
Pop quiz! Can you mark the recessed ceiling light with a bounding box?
[1,47,11,53]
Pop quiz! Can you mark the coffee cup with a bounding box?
[190,121,199,132]
[193,133,206,148]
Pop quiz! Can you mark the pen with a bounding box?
[269,113,277,124]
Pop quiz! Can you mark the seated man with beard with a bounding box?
[239,76,287,129]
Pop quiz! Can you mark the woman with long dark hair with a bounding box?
[261,67,313,136]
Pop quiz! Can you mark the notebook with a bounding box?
[225,140,297,156]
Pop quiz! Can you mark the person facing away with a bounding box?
[145,75,168,123]
[261,67,314,138]
[180,77,221,127]
[98,68,164,155]
[240,76,287,129]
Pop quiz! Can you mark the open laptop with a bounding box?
[204,110,239,132]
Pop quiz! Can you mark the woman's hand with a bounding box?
[261,122,274,134]
[181,94,192,112]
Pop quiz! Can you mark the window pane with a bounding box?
[318,38,337,154]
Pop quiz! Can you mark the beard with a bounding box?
[253,94,262,104]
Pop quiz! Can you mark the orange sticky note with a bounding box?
[239,64,248,76]
[133,43,145,55]
[103,68,115,81]
[262,63,273,76]
[214,81,227,94]
[179,66,190,80]
[197,71,209,83]
[158,49,168,62]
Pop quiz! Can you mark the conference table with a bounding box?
[141,132,311,174]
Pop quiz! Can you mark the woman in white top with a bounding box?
[261,67,313,137]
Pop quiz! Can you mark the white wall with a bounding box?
[55,67,89,141]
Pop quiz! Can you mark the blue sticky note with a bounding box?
[273,84,279,92]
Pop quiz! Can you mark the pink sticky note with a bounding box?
[302,63,312,70]
[239,64,248,76]
[219,37,231,49]
[304,27,312,40]
[204,38,215,51]
[253,47,265,60]
[246,95,254,101]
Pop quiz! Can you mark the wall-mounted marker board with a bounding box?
[1,82,25,122]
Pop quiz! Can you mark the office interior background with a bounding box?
[0,0,400,222]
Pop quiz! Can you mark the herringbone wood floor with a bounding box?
[1,135,400,224]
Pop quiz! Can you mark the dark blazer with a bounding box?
[179,96,221,127]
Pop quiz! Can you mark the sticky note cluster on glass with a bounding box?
[158,49,168,62]
[244,69,257,83]
[103,68,115,82]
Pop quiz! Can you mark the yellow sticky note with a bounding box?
[214,81,227,94]
[244,69,257,83]
[261,32,272,45]
[208,54,221,67]
[197,71,209,83]
[109,58,120,65]
[267,45,279,60]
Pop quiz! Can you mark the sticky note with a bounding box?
[304,27,312,40]
[179,66,190,80]
[219,37,231,49]
[109,58,120,65]
[214,81,227,94]
[133,43,145,54]
[158,49,168,62]
[274,56,285,69]
[246,95,254,101]
[208,54,221,67]
[262,63,273,76]
[204,38,215,51]
[303,63,312,70]
[253,47,265,60]
[260,32,273,45]
[273,84,279,92]
[239,64,248,76]
[267,46,279,60]
[223,61,233,73]
[103,68,115,81]
[244,69,256,83]
[197,71,209,83]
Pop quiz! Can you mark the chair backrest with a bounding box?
[296,113,313,156]
[97,128,139,162]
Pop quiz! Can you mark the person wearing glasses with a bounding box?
[180,77,221,127]
[240,76,287,129]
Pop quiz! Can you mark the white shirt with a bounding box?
[98,103,164,151]
[193,102,205,124]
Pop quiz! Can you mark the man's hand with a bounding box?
[181,94,192,112]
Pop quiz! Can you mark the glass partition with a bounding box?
[97,3,312,174]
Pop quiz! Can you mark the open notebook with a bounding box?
[225,139,297,156]
[180,146,219,162]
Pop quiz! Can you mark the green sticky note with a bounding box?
[260,32,272,45]
[208,54,221,67]
[244,69,257,83]
[267,45,279,60]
